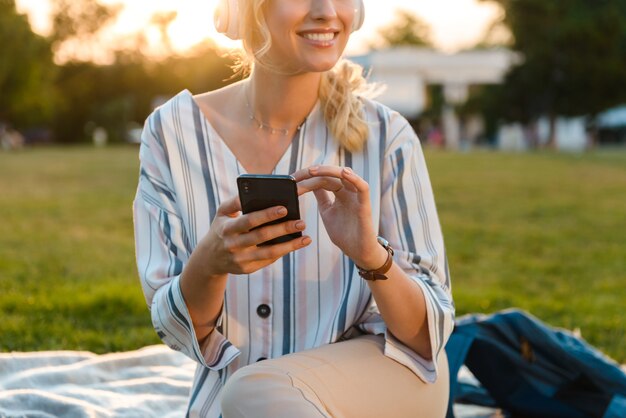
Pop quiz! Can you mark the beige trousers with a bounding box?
[221,335,449,418]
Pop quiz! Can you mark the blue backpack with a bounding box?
[445,309,626,418]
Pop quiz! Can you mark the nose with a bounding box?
[309,0,338,21]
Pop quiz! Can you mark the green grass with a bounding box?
[429,150,626,362]
[0,146,625,362]
[0,146,159,352]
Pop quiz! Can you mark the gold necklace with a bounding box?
[244,89,305,136]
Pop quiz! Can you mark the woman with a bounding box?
[133,0,454,416]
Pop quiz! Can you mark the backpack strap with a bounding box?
[444,327,478,418]
[604,395,626,418]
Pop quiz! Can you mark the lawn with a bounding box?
[1,146,625,362]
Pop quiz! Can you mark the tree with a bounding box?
[50,0,122,62]
[480,0,626,147]
[52,42,236,143]
[150,11,178,55]
[375,9,433,48]
[0,0,56,128]
[2,0,236,142]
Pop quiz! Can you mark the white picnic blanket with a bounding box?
[0,345,195,418]
[0,345,501,418]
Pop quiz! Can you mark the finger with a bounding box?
[309,166,368,190]
[217,195,242,216]
[297,177,344,195]
[313,188,334,210]
[253,235,312,262]
[238,219,307,248]
[293,165,344,182]
[304,166,367,194]
[308,165,344,178]
[335,176,358,194]
[291,167,313,182]
[224,205,288,235]
[339,167,369,193]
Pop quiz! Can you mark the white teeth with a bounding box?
[303,32,334,42]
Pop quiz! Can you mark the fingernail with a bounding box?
[302,236,312,246]
[343,167,353,175]
[309,166,319,172]
[295,221,305,230]
[277,207,287,216]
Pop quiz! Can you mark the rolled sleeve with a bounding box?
[133,111,240,370]
[372,110,455,382]
[150,275,240,369]
[354,274,454,384]
[384,273,454,383]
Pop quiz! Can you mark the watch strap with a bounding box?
[356,237,394,281]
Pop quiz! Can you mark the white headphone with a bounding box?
[214,0,365,40]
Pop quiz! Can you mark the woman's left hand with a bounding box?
[292,166,387,269]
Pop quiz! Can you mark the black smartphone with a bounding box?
[237,174,302,246]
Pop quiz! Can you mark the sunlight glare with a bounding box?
[16,0,502,58]
[98,0,240,54]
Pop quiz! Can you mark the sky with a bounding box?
[16,0,503,59]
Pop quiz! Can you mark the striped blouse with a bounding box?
[133,89,454,417]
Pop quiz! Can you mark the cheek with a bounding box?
[336,1,356,29]
[264,0,302,28]
[264,10,297,45]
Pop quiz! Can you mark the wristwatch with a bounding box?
[356,237,395,281]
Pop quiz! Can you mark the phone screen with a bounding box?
[237,174,302,246]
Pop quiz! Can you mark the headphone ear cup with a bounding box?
[352,0,365,32]
[214,0,241,40]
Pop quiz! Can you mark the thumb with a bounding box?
[217,195,242,217]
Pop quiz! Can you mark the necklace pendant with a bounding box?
[244,88,304,136]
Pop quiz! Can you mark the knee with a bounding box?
[221,366,257,416]
[220,364,281,417]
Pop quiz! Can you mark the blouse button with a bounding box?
[256,304,271,318]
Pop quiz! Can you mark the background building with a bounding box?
[352,47,518,149]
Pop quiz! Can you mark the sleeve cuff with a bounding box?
[384,329,438,383]
[384,274,454,383]
[357,311,440,384]
[151,275,240,370]
[356,272,454,384]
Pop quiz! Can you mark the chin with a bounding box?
[306,61,340,73]
[301,53,344,72]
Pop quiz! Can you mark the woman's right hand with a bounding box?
[197,195,311,277]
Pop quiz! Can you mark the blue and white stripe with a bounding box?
[133,89,455,417]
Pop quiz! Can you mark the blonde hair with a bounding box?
[233,0,376,152]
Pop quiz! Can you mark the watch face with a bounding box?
[377,236,394,256]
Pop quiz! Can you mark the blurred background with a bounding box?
[0,0,624,363]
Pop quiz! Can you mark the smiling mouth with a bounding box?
[301,32,337,42]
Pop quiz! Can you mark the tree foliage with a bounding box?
[0,0,56,127]
[50,0,121,47]
[375,9,433,48]
[1,0,248,143]
[479,0,626,127]
[150,11,178,54]
[48,0,122,63]
[53,44,236,143]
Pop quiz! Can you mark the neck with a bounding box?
[246,69,322,130]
